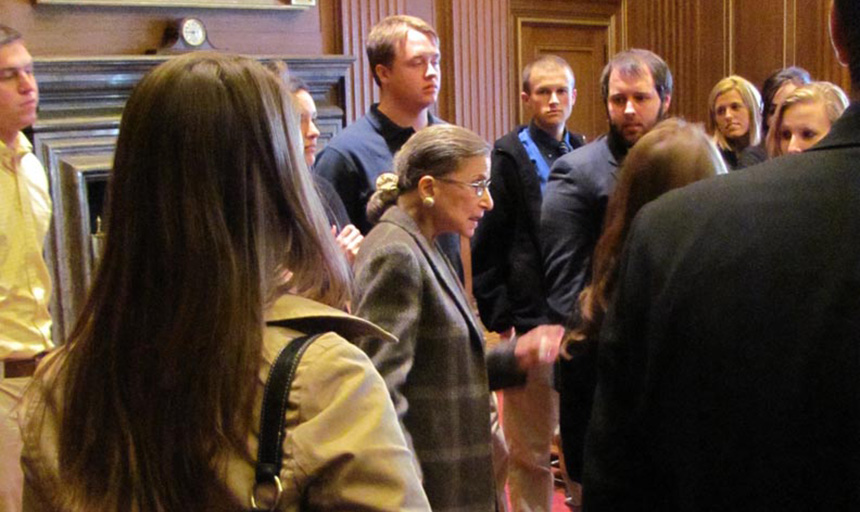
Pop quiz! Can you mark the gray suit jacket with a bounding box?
[353,206,517,512]
[540,135,623,324]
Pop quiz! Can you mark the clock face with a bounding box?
[181,18,206,47]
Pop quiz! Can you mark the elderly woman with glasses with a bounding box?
[352,124,562,512]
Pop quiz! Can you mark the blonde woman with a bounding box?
[766,81,850,157]
[708,75,767,169]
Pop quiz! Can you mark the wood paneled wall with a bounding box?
[4,0,847,134]
[0,0,340,55]
[625,1,728,125]
[437,0,511,142]
[626,0,851,125]
[337,0,436,123]
[506,0,848,131]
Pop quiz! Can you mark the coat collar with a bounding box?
[808,102,860,152]
[265,293,398,345]
[379,206,485,347]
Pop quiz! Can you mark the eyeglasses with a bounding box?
[435,177,492,198]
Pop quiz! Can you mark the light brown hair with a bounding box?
[564,118,725,353]
[708,75,763,152]
[521,54,574,93]
[366,15,438,86]
[0,24,22,47]
[766,81,850,157]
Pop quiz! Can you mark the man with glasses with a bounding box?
[472,55,584,512]
[0,25,52,512]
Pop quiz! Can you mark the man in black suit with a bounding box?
[583,1,860,510]
[472,54,584,512]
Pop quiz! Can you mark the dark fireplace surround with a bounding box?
[32,54,353,343]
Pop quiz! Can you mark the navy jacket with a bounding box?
[540,134,626,325]
[472,125,584,333]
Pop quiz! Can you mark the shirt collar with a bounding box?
[528,120,568,150]
[0,132,32,171]
[368,103,438,150]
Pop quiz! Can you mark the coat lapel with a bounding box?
[381,207,485,350]
[808,102,860,152]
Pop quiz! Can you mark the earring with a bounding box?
[422,196,435,208]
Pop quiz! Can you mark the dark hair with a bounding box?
[564,119,725,352]
[761,67,812,133]
[366,15,438,87]
[288,75,310,94]
[0,24,22,47]
[366,124,489,224]
[599,49,673,103]
[521,54,574,94]
[43,52,349,510]
[835,0,860,87]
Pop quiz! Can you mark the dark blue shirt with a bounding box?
[314,104,464,279]
[314,104,441,234]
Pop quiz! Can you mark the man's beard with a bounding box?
[608,98,668,148]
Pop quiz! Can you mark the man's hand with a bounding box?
[514,324,564,370]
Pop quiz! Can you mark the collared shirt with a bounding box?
[527,120,584,169]
[1,132,53,360]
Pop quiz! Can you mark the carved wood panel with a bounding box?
[626,0,849,125]
[511,2,622,141]
[445,0,511,142]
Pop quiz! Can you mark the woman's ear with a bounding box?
[417,175,436,200]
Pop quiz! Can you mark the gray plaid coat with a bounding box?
[353,206,510,512]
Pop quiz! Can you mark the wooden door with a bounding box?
[517,17,617,142]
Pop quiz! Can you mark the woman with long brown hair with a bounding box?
[19,53,429,511]
[557,118,727,485]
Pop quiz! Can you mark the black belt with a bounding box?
[1,354,45,379]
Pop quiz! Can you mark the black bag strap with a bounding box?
[251,333,322,511]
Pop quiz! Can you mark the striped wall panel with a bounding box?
[449,0,511,142]
[340,0,408,123]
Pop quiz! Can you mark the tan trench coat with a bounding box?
[19,294,431,511]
